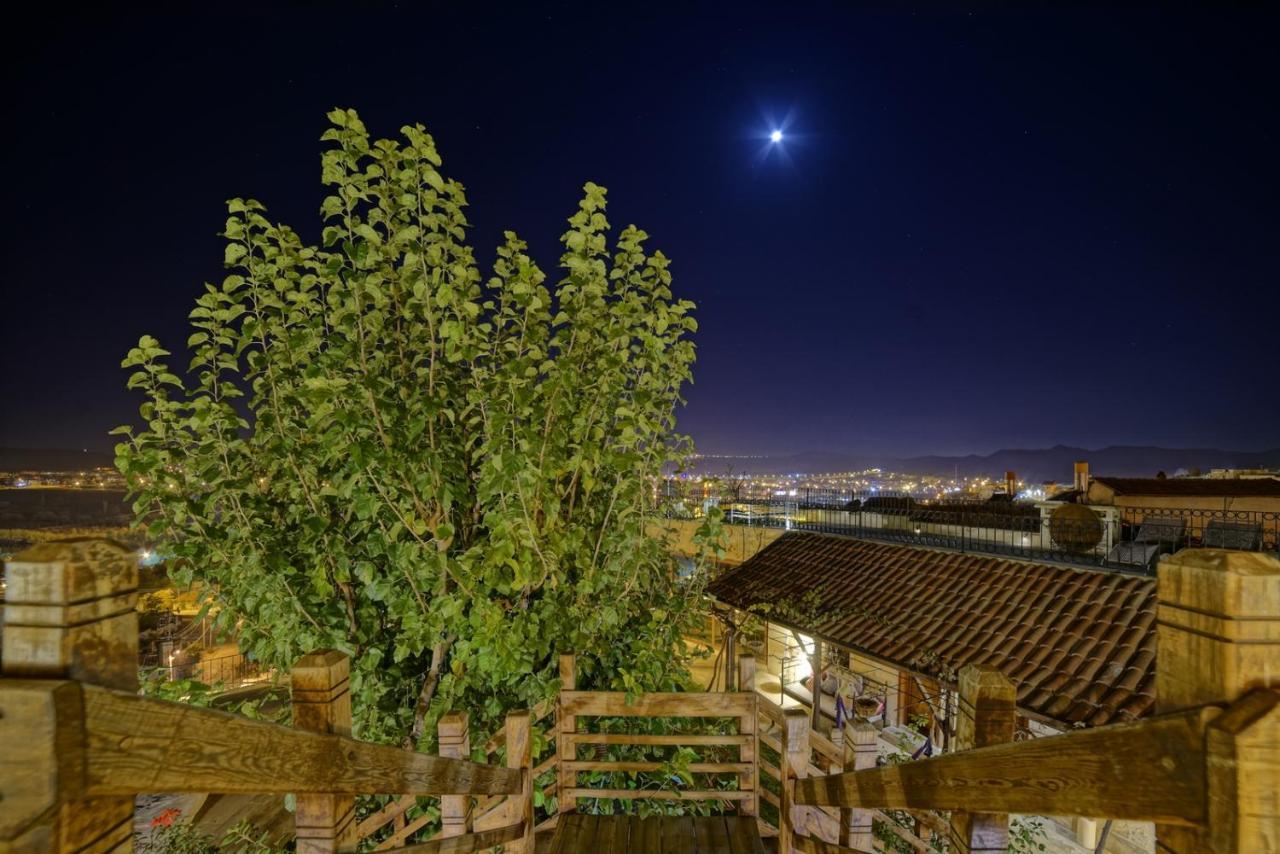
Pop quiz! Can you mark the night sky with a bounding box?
[4,4,1277,458]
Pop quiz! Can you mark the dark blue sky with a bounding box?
[3,3,1277,456]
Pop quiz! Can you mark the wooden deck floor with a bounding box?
[546,813,766,853]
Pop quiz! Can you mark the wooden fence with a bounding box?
[0,539,534,853]
[771,547,1280,853]
[4,539,1278,852]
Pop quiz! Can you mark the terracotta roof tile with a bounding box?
[705,532,1156,728]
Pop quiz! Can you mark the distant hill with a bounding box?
[0,447,115,471]
[688,445,1280,483]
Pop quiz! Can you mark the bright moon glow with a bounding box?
[770,130,783,143]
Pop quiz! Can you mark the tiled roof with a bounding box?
[706,532,1156,728]
[1093,476,1280,497]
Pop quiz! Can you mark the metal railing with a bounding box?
[663,485,1280,574]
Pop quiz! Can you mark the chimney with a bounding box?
[1074,460,1090,493]
[1005,471,1017,497]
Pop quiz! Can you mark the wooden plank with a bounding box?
[761,788,780,809]
[563,761,752,774]
[791,835,861,853]
[376,806,439,850]
[564,733,753,747]
[357,795,416,839]
[77,682,523,796]
[594,813,621,854]
[760,759,781,782]
[668,816,695,852]
[794,705,1219,824]
[560,691,757,718]
[634,815,661,852]
[561,788,755,801]
[387,821,523,853]
[694,816,731,854]
[872,813,931,853]
[725,815,765,854]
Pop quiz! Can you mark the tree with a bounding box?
[115,108,721,746]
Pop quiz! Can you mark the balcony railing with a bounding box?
[663,485,1280,574]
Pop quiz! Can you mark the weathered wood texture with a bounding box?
[839,723,877,851]
[70,681,522,796]
[504,710,533,853]
[947,666,1015,854]
[1156,548,1280,852]
[384,820,524,853]
[1,538,137,853]
[547,813,765,853]
[779,707,811,854]
[557,653,578,815]
[437,713,472,839]
[1206,689,1280,852]
[292,650,357,853]
[794,704,1217,823]
[559,691,757,718]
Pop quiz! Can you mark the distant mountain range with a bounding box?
[0,447,115,471]
[689,445,1280,483]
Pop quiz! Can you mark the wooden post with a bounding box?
[779,707,810,854]
[1156,549,1280,853]
[947,665,1016,854]
[724,620,737,692]
[291,650,357,854]
[0,538,138,852]
[557,653,577,816]
[738,651,757,692]
[811,637,823,731]
[438,712,472,839]
[738,654,759,819]
[840,722,878,851]
[506,710,533,853]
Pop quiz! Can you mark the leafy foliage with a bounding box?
[116,108,721,746]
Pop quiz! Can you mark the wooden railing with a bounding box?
[770,548,1280,853]
[0,539,535,853]
[555,653,759,818]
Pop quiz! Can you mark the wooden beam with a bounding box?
[793,704,1219,824]
[948,666,1016,854]
[292,650,358,853]
[383,821,523,853]
[562,733,753,747]
[559,788,756,801]
[559,690,757,717]
[73,682,522,796]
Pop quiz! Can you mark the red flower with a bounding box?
[150,808,182,828]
